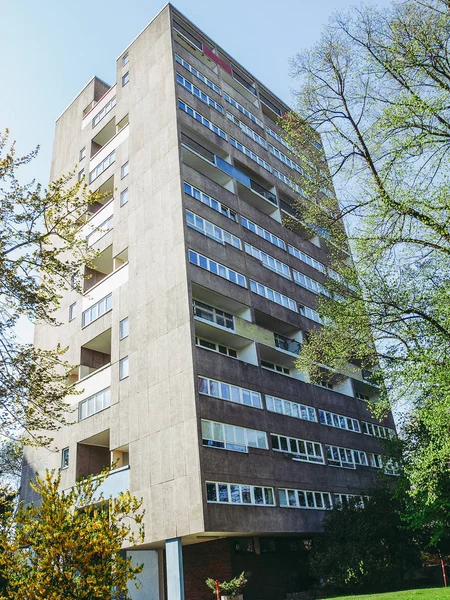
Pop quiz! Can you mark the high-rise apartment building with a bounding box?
[21,5,396,599]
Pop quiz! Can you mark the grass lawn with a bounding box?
[326,588,450,600]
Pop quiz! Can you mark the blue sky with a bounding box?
[1,0,392,342]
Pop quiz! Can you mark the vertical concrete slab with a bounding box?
[166,538,185,600]
[127,549,160,599]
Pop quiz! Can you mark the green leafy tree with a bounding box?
[0,469,144,600]
[0,443,22,489]
[281,0,450,507]
[0,131,99,445]
[310,485,422,594]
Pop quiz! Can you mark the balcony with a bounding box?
[274,333,301,355]
[234,162,280,220]
[83,199,114,247]
[77,329,112,381]
[89,120,129,180]
[70,364,112,407]
[181,133,234,191]
[84,246,128,294]
[94,465,130,499]
[82,85,116,130]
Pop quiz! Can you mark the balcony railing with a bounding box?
[274,333,301,355]
[250,179,277,204]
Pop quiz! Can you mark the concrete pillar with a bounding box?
[127,550,160,599]
[166,537,185,600]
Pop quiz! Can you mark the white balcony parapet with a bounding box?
[83,200,114,247]
[89,124,129,177]
[92,466,130,501]
[72,364,112,406]
[82,263,129,312]
[82,85,117,130]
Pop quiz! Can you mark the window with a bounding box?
[122,53,129,65]
[79,146,86,161]
[271,434,324,464]
[176,73,223,113]
[193,300,234,330]
[89,150,115,183]
[230,138,271,172]
[299,305,322,324]
[240,217,286,250]
[249,279,297,312]
[206,481,275,506]
[78,169,85,181]
[199,376,262,409]
[79,387,111,420]
[69,302,76,322]
[188,250,247,288]
[279,488,332,510]
[178,100,227,139]
[119,356,129,380]
[293,270,322,294]
[121,161,129,178]
[268,144,303,175]
[223,92,263,127]
[325,445,368,469]
[265,395,317,422]
[184,182,237,222]
[186,210,241,249]
[244,243,291,279]
[92,96,116,128]
[201,420,268,453]
[361,421,394,438]
[369,453,383,469]
[273,168,305,197]
[226,112,266,148]
[261,360,290,376]
[196,336,237,358]
[82,294,112,327]
[288,244,325,273]
[356,392,370,402]
[61,447,69,470]
[119,317,129,340]
[335,494,367,508]
[175,54,221,94]
[120,188,129,206]
[265,125,296,154]
[122,72,130,86]
[318,409,361,433]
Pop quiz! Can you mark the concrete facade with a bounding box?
[22,5,396,599]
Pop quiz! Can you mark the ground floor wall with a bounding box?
[183,537,312,600]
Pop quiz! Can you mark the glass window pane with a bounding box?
[218,484,229,503]
[206,483,217,502]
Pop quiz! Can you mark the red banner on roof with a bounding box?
[203,44,232,75]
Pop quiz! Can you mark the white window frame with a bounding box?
[318,409,361,433]
[189,249,247,288]
[245,242,291,279]
[249,279,297,312]
[120,188,129,206]
[230,137,271,172]
[265,395,317,422]
[271,433,324,464]
[176,73,223,113]
[241,216,286,250]
[279,488,333,510]
[288,244,325,273]
[119,356,129,380]
[184,182,237,222]
[119,317,129,340]
[78,387,111,421]
[186,210,241,249]
[178,99,227,139]
[206,481,275,506]
[198,376,262,409]
[223,92,263,127]
[82,294,112,328]
[175,54,221,94]
[201,419,268,453]
[325,444,368,469]
[226,112,266,148]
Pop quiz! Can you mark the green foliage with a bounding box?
[325,588,450,600]
[0,469,144,600]
[0,130,100,445]
[206,571,249,597]
[0,442,22,488]
[310,485,422,595]
[283,0,450,518]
